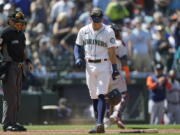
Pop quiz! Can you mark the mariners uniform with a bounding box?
[76,23,118,99]
[74,8,119,133]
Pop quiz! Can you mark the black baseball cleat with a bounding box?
[3,123,27,132]
[88,124,105,134]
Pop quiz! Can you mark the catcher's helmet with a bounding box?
[110,23,122,39]
[110,23,121,33]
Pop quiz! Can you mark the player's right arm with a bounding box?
[74,28,84,59]
[74,28,85,68]
[146,76,158,90]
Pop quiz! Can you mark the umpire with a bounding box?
[0,11,33,131]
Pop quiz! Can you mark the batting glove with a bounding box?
[75,58,85,69]
[112,64,120,80]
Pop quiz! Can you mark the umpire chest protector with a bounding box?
[0,26,26,62]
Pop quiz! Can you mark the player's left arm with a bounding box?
[107,28,119,64]
[107,29,119,80]
[108,47,117,64]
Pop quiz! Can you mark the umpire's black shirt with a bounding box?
[0,25,26,62]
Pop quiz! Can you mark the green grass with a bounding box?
[1,124,180,135]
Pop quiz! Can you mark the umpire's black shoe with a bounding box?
[3,124,27,132]
[88,124,105,134]
[3,125,20,132]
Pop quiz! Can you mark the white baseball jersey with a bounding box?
[76,23,118,99]
[76,23,118,60]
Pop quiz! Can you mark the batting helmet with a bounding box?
[90,8,103,23]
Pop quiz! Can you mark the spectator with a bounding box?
[9,0,31,16]
[93,0,110,13]
[105,0,129,24]
[52,12,72,42]
[3,3,14,18]
[30,0,47,25]
[50,0,75,23]
[128,17,152,72]
[77,1,93,26]
[57,98,72,119]
[154,0,170,16]
[60,20,84,54]
[153,25,175,72]
[32,59,48,78]
[173,21,180,49]
[174,46,180,72]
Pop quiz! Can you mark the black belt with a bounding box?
[88,59,108,63]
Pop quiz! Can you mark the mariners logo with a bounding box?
[110,38,115,44]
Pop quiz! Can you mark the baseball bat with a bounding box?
[119,129,158,133]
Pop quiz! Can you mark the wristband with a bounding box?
[112,64,117,71]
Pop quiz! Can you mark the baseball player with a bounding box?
[74,8,119,133]
[104,23,130,129]
[146,63,171,124]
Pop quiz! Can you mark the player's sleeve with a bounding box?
[165,78,172,89]
[107,29,118,48]
[117,42,128,58]
[146,76,158,90]
[75,28,84,46]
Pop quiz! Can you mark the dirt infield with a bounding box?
[0,129,180,134]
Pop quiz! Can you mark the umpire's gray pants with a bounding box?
[1,62,23,126]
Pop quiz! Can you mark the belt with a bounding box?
[88,59,108,63]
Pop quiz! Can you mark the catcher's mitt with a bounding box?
[105,89,121,106]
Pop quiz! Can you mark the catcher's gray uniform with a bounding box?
[108,40,127,93]
[166,80,180,124]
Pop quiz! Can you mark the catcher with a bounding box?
[104,23,130,129]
